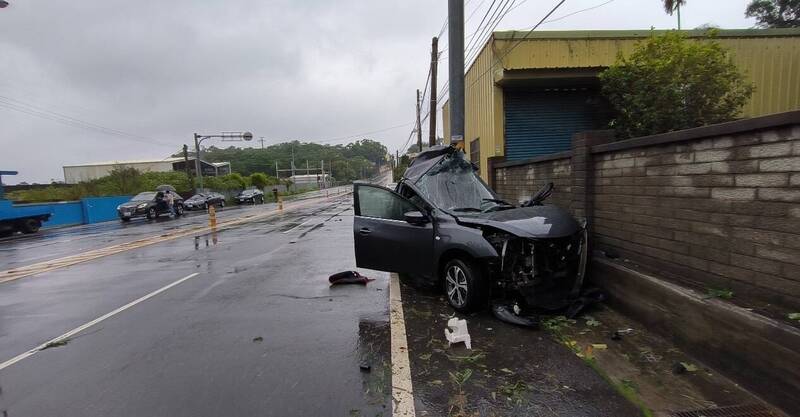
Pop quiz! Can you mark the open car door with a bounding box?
[353,183,434,277]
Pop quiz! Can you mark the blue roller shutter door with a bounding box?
[504,89,605,161]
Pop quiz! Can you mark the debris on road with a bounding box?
[444,318,472,349]
[328,271,375,286]
[252,336,263,343]
[673,362,699,374]
[40,339,69,350]
[490,303,538,328]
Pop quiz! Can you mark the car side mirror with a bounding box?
[404,211,429,225]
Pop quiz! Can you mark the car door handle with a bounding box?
[358,227,372,235]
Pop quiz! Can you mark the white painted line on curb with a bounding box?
[0,272,201,372]
[389,273,416,417]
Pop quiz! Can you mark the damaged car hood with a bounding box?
[455,205,581,239]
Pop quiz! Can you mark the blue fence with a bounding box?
[3,196,132,229]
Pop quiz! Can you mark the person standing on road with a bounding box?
[164,190,175,218]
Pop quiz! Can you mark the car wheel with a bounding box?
[19,218,42,234]
[1,230,14,238]
[203,202,208,210]
[219,200,225,207]
[146,207,157,219]
[176,204,184,216]
[120,217,131,222]
[443,258,486,313]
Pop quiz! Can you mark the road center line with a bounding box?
[0,272,201,372]
[389,273,416,417]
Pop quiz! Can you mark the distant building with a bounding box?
[289,174,330,188]
[62,157,231,184]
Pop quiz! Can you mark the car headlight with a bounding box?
[137,203,148,209]
[116,205,122,210]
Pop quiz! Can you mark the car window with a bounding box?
[357,185,417,221]
[132,192,156,201]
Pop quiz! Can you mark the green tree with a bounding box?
[249,172,269,189]
[746,0,800,27]
[663,0,686,14]
[599,31,754,138]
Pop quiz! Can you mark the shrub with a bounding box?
[600,31,754,138]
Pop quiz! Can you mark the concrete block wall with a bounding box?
[492,111,800,307]
[494,152,573,208]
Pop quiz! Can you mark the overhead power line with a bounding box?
[466,0,567,90]
[463,0,513,66]
[0,95,174,147]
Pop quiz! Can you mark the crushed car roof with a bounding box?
[402,145,453,183]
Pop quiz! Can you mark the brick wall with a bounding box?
[492,111,800,307]
[494,152,572,208]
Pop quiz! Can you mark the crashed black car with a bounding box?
[353,145,590,318]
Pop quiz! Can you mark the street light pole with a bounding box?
[193,131,253,193]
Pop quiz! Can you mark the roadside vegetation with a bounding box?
[7,168,283,203]
[600,31,754,138]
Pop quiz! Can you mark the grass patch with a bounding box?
[704,288,734,300]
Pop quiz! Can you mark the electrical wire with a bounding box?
[464,0,517,68]
[0,96,174,147]
[313,122,415,144]
[465,0,567,90]
[540,0,614,24]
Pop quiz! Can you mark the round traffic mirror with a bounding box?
[242,131,253,141]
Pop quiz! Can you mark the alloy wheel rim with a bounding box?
[445,265,468,307]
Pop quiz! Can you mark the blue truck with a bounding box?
[0,171,53,237]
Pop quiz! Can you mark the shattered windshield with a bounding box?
[413,151,496,213]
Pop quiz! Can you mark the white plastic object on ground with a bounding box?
[444,318,472,349]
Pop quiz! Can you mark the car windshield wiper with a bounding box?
[451,207,483,212]
[482,198,513,206]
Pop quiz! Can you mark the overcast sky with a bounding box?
[0,0,755,183]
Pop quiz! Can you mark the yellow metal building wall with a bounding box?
[445,31,800,181]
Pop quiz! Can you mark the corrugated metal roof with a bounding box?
[493,28,800,40]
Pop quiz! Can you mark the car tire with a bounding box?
[176,204,184,216]
[0,230,14,238]
[443,258,486,313]
[146,207,157,219]
[120,217,131,222]
[19,218,42,234]
[203,202,208,210]
[219,200,225,208]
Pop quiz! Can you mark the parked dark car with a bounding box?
[353,146,589,316]
[184,192,225,210]
[117,188,184,221]
[235,188,265,204]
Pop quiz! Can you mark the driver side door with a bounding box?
[353,183,434,277]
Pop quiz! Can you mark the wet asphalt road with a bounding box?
[0,178,644,417]
[0,189,392,417]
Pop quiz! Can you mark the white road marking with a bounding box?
[0,272,201,372]
[389,273,416,417]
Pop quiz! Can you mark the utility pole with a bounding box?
[429,36,438,147]
[448,0,465,147]
[259,136,265,149]
[416,89,423,152]
[193,133,203,191]
[183,144,194,193]
[275,161,279,179]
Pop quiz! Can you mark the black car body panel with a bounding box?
[455,205,581,239]
[184,193,224,210]
[353,146,589,313]
[235,189,264,204]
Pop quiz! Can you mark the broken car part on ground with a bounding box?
[352,145,598,324]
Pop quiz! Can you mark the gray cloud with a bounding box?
[0,0,752,183]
